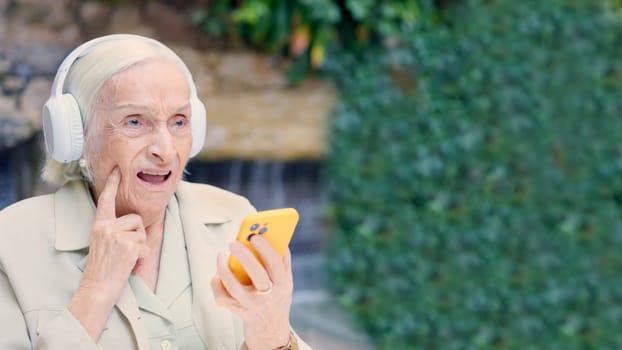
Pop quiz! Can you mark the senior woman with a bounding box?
[0,34,311,350]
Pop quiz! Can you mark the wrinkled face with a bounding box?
[87,58,193,217]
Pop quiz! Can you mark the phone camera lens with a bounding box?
[259,227,268,235]
[250,223,259,231]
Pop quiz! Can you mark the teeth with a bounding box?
[141,170,169,176]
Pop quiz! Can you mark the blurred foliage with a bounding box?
[325,0,622,348]
[188,0,426,81]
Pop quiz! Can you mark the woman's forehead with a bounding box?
[98,59,190,108]
[107,59,187,90]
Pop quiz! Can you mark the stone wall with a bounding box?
[0,0,337,160]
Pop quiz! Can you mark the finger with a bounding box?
[211,275,247,316]
[250,235,286,283]
[124,228,149,259]
[216,251,247,300]
[95,167,120,220]
[138,245,151,259]
[114,214,147,233]
[230,241,272,291]
[210,275,238,307]
[282,248,294,290]
[283,248,292,272]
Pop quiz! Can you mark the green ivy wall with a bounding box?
[326,0,622,348]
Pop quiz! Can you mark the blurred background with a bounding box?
[2,0,622,349]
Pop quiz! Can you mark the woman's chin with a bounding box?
[131,174,179,209]
[127,188,175,218]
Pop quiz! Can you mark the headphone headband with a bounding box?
[50,34,200,100]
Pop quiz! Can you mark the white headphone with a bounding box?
[42,34,207,163]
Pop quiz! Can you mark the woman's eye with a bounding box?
[125,117,142,127]
[172,116,189,128]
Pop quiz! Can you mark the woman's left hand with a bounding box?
[211,235,293,350]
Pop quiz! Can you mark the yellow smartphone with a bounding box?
[228,208,299,285]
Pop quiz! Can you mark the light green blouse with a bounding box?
[128,197,206,350]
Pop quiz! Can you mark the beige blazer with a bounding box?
[0,180,311,349]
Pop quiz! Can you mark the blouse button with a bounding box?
[160,339,172,350]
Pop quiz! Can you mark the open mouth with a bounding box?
[137,170,172,184]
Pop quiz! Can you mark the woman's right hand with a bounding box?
[67,168,150,341]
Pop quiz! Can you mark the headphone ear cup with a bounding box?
[189,96,206,158]
[42,93,84,163]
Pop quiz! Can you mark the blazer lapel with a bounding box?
[54,181,94,251]
[175,182,247,350]
[116,285,150,350]
[180,213,237,348]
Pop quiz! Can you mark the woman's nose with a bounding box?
[147,124,175,163]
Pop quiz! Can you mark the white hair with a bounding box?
[41,37,188,185]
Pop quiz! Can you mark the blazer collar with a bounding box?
[175,181,233,225]
[54,181,96,251]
